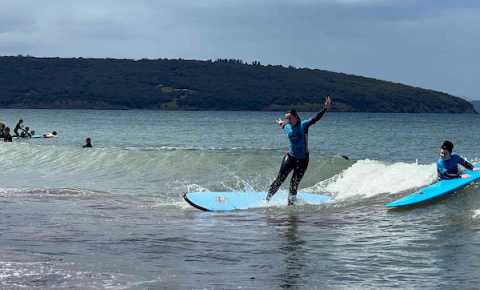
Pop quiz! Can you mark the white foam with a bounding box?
[472,210,480,219]
[0,187,104,197]
[305,159,437,200]
[220,176,257,193]
[186,184,210,193]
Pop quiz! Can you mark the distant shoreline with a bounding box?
[0,56,476,114]
[0,108,476,114]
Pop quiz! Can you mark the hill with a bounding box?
[0,56,476,113]
[472,101,480,112]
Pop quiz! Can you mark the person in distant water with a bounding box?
[437,140,478,180]
[83,137,92,148]
[3,127,12,142]
[20,126,32,138]
[0,122,5,138]
[14,119,24,137]
[43,131,58,138]
[266,96,332,205]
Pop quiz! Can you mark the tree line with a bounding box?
[0,56,475,113]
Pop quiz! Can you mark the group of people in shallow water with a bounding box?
[1,119,93,148]
[268,96,479,206]
[0,119,57,142]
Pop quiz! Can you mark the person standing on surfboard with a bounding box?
[437,140,478,180]
[266,96,332,205]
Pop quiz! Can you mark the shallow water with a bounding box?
[1,110,480,289]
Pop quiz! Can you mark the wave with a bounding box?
[123,145,282,152]
[0,187,108,197]
[306,159,437,200]
[0,143,348,182]
[0,143,443,207]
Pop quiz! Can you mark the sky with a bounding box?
[0,0,479,99]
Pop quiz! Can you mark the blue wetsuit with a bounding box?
[437,154,474,180]
[283,109,327,159]
[267,109,327,204]
[284,121,310,159]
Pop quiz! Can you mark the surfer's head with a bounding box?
[285,109,300,126]
[440,140,454,160]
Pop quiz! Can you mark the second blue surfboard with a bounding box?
[386,164,480,208]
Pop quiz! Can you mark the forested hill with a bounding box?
[472,101,480,113]
[0,56,476,113]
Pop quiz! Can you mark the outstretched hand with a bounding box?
[324,96,332,110]
[462,174,471,179]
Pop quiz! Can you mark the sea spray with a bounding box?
[305,159,437,200]
[472,210,480,219]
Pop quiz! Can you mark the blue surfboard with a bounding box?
[13,135,44,139]
[184,191,332,211]
[386,164,480,208]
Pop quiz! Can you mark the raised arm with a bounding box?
[310,108,327,124]
[276,118,286,129]
[305,96,332,127]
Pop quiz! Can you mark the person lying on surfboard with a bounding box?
[266,96,332,205]
[43,131,58,138]
[437,140,479,180]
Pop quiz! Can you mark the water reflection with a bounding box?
[429,193,480,289]
[267,212,307,289]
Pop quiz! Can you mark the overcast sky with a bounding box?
[1,0,479,99]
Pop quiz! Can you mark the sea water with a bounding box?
[1,110,480,289]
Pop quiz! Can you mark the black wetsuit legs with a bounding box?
[290,157,309,196]
[267,154,309,202]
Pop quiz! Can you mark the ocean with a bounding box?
[1,109,480,289]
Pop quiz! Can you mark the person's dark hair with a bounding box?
[19,119,23,123]
[441,140,454,153]
[52,131,57,135]
[286,109,301,123]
